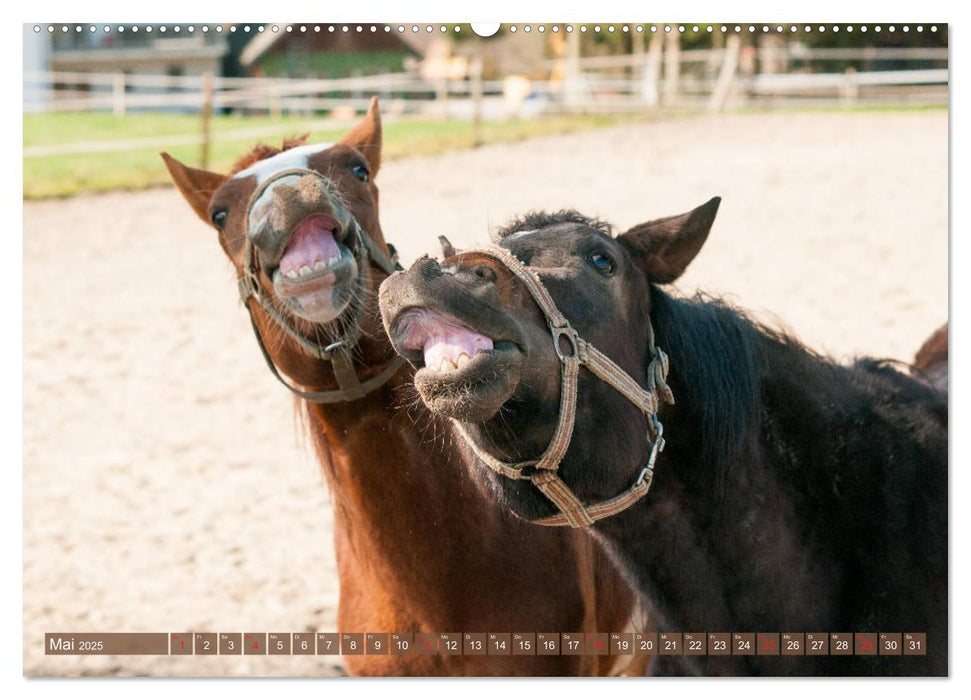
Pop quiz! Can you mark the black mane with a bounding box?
[493,210,613,240]
[649,287,767,487]
[622,286,947,676]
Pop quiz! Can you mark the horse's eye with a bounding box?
[349,163,369,183]
[211,209,228,229]
[588,253,616,275]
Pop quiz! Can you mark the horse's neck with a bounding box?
[303,380,491,562]
[592,418,824,639]
[308,378,468,497]
[592,307,931,634]
[589,309,835,636]
[591,427,738,632]
[302,381,612,638]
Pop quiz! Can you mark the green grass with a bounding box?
[26,103,941,199]
[24,111,324,146]
[260,51,412,78]
[23,111,626,199]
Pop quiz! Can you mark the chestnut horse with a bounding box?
[161,99,641,676]
[380,200,947,676]
[913,323,948,394]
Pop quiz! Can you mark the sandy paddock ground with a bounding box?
[23,110,947,676]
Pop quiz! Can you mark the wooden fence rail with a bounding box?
[23,46,948,159]
[23,45,949,115]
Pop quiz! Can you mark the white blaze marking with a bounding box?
[505,228,539,239]
[231,142,336,184]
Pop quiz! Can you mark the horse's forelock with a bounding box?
[494,210,613,241]
[228,135,311,177]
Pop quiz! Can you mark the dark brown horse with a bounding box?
[161,99,641,676]
[379,199,948,676]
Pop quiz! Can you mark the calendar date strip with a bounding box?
[45,632,927,656]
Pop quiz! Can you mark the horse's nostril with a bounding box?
[472,265,497,282]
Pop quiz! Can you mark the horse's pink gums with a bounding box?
[398,309,494,368]
[279,214,341,275]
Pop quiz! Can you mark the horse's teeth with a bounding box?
[456,353,471,369]
[314,260,327,271]
[439,358,457,372]
[299,265,312,276]
[285,270,299,280]
[327,255,340,265]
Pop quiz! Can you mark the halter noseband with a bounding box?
[238,168,405,403]
[453,245,675,527]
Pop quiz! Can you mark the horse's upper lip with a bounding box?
[390,306,523,370]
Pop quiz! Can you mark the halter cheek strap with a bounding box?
[453,244,675,528]
[238,168,405,404]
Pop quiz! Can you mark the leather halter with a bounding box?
[237,168,405,403]
[453,245,675,528]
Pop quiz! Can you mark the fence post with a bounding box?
[840,67,859,105]
[112,71,126,117]
[435,77,450,118]
[470,57,484,148]
[380,72,392,111]
[564,28,582,110]
[631,28,645,107]
[662,31,681,105]
[270,79,282,118]
[707,31,724,79]
[200,71,213,170]
[643,34,663,108]
[708,33,741,113]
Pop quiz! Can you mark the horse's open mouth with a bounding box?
[269,213,360,322]
[390,307,524,422]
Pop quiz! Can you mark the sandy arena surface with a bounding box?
[23,110,947,676]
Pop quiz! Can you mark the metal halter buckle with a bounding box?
[323,340,347,355]
[238,267,260,301]
[636,415,665,486]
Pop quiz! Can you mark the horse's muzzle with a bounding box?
[247,169,350,268]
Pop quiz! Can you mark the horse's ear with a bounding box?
[339,95,382,178]
[617,196,721,283]
[160,152,226,225]
[438,235,457,258]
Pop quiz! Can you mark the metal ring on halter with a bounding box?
[551,323,580,361]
